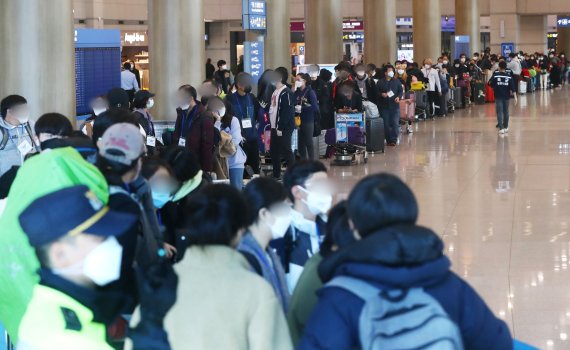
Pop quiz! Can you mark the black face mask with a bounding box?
[244,86,252,94]
[201,96,209,106]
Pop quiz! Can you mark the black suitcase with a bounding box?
[453,87,464,109]
[473,83,486,104]
[366,117,385,153]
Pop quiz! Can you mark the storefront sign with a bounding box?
[343,33,364,41]
[243,0,266,30]
[244,41,264,84]
[557,17,570,27]
[343,21,363,31]
[124,32,146,45]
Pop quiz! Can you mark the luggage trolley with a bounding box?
[331,112,369,166]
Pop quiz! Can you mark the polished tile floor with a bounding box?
[329,87,570,349]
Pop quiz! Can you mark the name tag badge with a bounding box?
[18,140,33,155]
[178,137,186,147]
[387,90,395,98]
[359,88,364,94]
[242,119,253,129]
[146,136,156,147]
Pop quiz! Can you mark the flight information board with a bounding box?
[75,29,121,116]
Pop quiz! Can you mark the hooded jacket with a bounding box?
[298,224,513,350]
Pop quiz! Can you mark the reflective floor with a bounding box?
[329,87,570,349]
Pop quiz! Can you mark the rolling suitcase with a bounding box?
[474,82,486,104]
[519,80,527,95]
[453,87,464,109]
[365,117,385,153]
[485,84,495,103]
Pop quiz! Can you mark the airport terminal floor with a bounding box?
[329,87,570,349]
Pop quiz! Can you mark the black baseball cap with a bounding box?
[134,90,155,101]
[19,185,137,247]
[106,88,130,109]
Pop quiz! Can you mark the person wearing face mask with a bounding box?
[268,69,296,179]
[456,54,470,82]
[377,65,404,146]
[507,53,522,89]
[308,65,333,132]
[354,63,379,107]
[278,160,331,292]
[173,84,214,173]
[238,177,292,312]
[226,72,261,175]
[16,185,140,349]
[209,96,247,189]
[299,174,513,350]
[549,53,562,88]
[132,90,159,154]
[164,185,293,350]
[96,123,161,313]
[421,58,443,117]
[294,73,320,160]
[332,62,353,101]
[0,95,38,177]
[287,201,357,346]
[141,157,180,259]
[214,59,231,94]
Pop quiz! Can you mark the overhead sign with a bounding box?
[501,43,515,57]
[242,0,266,30]
[244,41,264,85]
[557,17,570,27]
[121,31,148,46]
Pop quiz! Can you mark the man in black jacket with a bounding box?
[268,71,296,179]
[377,65,403,147]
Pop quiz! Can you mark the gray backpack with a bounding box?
[326,276,464,350]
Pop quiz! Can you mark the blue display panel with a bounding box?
[242,0,266,30]
[75,29,121,116]
[244,41,264,85]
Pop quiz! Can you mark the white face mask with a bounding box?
[295,80,303,89]
[299,187,333,216]
[397,69,405,75]
[387,71,395,78]
[356,71,366,77]
[460,58,466,63]
[93,107,106,116]
[16,113,30,124]
[53,236,123,286]
[179,103,190,110]
[146,98,154,109]
[309,72,318,79]
[218,107,226,116]
[269,210,293,239]
[221,65,228,70]
[424,64,431,69]
[443,60,449,65]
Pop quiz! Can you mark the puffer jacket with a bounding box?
[299,224,513,350]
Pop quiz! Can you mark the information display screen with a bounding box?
[75,47,121,116]
[75,29,121,117]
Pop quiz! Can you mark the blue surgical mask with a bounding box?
[152,191,172,209]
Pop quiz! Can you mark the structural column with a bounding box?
[305,0,343,64]
[455,0,480,55]
[0,0,75,123]
[265,0,290,70]
[558,26,570,55]
[148,0,205,120]
[413,0,442,62]
[364,0,396,65]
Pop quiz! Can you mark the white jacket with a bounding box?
[215,116,247,169]
[0,118,36,177]
[421,67,442,92]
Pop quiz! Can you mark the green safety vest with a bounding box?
[17,284,113,350]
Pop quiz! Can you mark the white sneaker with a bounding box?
[499,129,505,135]
[504,128,509,133]
[407,125,413,133]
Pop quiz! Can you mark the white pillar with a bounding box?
[265,0,290,70]
[148,0,205,120]
[0,0,75,123]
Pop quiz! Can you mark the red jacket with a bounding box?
[173,103,214,172]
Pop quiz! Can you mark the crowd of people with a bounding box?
[0,48,567,350]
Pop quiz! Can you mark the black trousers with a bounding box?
[427,91,439,116]
[270,129,294,178]
[242,139,260,174]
